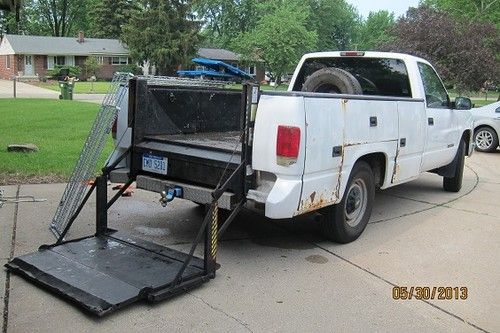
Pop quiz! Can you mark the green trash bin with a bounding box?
[58,80,75,100]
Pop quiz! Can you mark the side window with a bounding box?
[495,106,500,113]
[417,62,449,109]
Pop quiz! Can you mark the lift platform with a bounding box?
[4,81,259,316]
[5,175,224,316]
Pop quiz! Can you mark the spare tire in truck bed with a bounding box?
[301,67,363,94]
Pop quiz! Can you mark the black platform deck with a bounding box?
[5,231,209,316]
[145,131,242,154]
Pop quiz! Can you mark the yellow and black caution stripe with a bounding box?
[210,202,218,260]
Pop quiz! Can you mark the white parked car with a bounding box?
[472,101,500,152]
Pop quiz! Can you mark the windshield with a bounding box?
[292,57,412,98]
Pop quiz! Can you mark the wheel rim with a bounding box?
[476,130,493,150]
[344,178,368,227]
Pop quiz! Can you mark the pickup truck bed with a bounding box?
[130,80,250,200]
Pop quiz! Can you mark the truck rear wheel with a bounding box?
[301,67,363,94]
[443,139,465,192]
[320,161,375,243]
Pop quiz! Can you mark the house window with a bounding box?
[6,55,10,69]
[111,56,128,65]
[55,56,65,66]
[96,56,104,64]
[247,66,256,76]
[47,56,67,69]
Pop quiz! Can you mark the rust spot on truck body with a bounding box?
[297,190,339,215]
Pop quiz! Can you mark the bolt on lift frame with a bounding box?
[5,83,259,316]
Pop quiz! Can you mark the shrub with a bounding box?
[117,64,142,75]
[47,65,82,79]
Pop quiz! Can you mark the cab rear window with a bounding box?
[293,57,412,98]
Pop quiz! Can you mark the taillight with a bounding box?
[111,118,117,139]
[276,125,300,166]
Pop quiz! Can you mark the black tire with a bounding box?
[474,126,499,152]
[302,67,363,95]
[320,161,375,243]
[443,140,465,192]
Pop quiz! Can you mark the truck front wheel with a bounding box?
[320,161,375,243]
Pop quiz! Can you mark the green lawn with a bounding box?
[35,81,112,94]
[0,99,113,184]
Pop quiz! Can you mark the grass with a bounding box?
[33,81,111,94]
[0,99,113,184]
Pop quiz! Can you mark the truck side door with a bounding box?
[417,62,458,171]
[392,101,426,184]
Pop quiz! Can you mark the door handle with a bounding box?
[400,138,406,147]
[370,116,377,127]
[428,117,434,126]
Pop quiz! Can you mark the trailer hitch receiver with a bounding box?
[159,186,183,207]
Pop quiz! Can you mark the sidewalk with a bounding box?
[0,79,105,104]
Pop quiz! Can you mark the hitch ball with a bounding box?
[159,187,183,207]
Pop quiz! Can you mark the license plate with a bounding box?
[142,154,168,175]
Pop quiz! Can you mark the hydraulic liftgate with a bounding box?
[5,83,259,316]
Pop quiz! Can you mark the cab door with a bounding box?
[418,62,459,171]
[392,101,426,184]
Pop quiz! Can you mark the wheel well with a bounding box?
[462,129,471,156]
[357,152,386,188]
[474,124,496,134]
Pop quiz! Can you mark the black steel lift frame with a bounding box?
[5,83,259,316]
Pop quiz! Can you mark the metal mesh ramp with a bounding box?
[50,73,131,237]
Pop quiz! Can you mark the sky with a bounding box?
[346,0,421,19]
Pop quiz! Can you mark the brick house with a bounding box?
[0,33,130,80]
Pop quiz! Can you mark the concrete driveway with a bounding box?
[1,152,499,332]
[0,79,104,104]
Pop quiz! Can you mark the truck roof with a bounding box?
[300,51,432,66]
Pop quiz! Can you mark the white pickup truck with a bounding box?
[111,51,474,244]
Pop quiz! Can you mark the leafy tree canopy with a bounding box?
[424,0,500,27]
[382,6,499,91]
[235,1,317,83]
[91,0,137,38]
[121,0,200,75]
[356,10,395,50]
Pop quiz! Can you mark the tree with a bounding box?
[22,0,95,36]
[90,0,137,38]
[307,0,361,51]
[382,6,499,91]
[424,0,500,26]
[84,56,102,77]
[235,1,317,84]
[121,0,200,75]
[356,10,395,50]
[193,0,264,48]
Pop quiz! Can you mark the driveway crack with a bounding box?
[187,292,253,332]
[2,185,20,333]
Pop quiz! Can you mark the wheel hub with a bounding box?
[344,179,367,227]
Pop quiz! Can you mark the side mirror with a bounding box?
[454,97,472,110]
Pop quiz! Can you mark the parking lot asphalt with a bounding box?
[1,151,499,333]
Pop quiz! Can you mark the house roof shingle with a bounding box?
[197,48,240,61]
[0,34,129,56]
